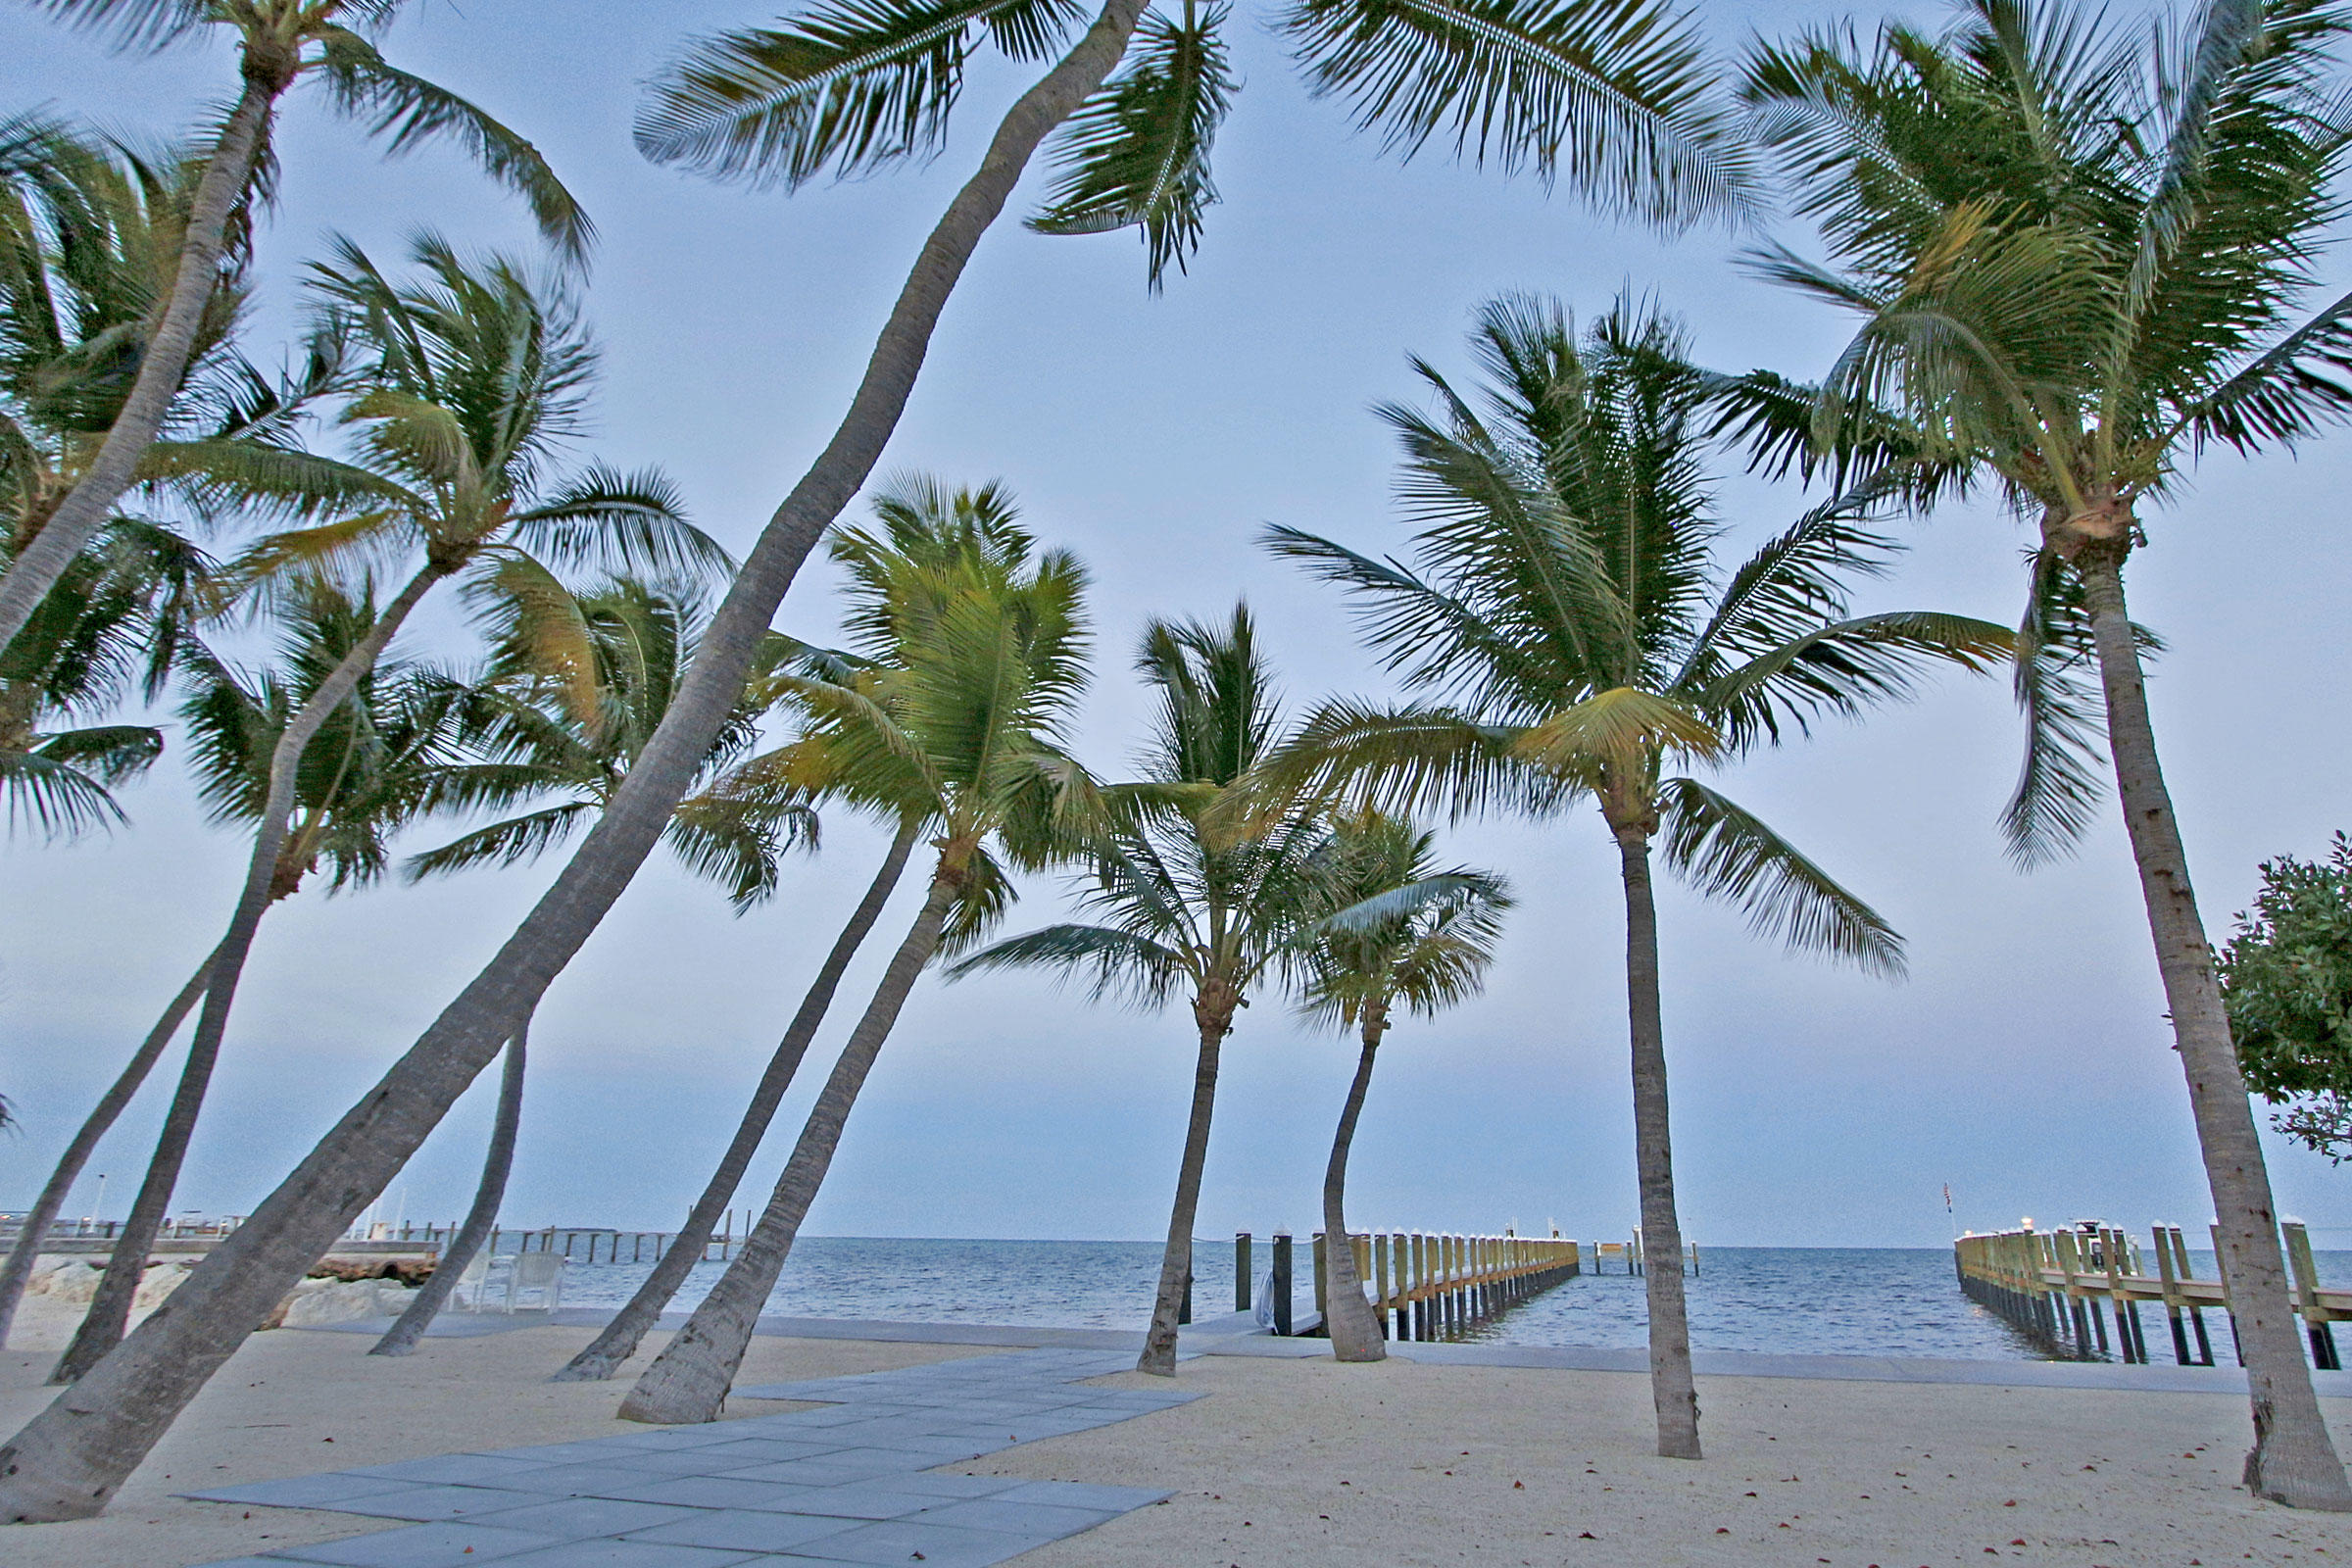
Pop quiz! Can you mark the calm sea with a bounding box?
[501,1238,2352,1362]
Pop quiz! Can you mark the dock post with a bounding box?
[1272,1231,1294,1337]
[2283,1221,2339,1370]
[1311,1232,1328,1336]
[2155,1223,2192,1365]
[2169,1226,2214,1365]
[1410,1233,1427,1340]
[1181,1240,1193,1326]
[1373,1233,1391,1339]
[1236,1232,1252,1313]
[2209,1223,2247,1366]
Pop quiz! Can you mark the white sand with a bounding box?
[6,1296,2351,1567]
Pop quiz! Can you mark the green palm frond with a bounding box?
[31,721,163,784]
[1998,548,2111,866]
[507,465,730,583]
[403,803,599,881]
[2174,284,2352,453]
[1029,4,1237,289]
[0,741,128,837]
[635,0,1085,187]
[1656,774,1903,974]
[947,920,1193,1004]
[1513,684,1720,775]
[314,25,594,262]
[1264,697,1564,822]
[135,436,412,524]
[1695,608,2012,749]
[1282,0,1759,224]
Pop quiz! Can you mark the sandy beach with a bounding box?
[7,1295,2352,1568]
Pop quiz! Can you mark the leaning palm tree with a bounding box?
[558,479,1020,1384]
[52,577,468,1380]
[1294,810,1509,1359]
[618,486,1094,1424]
[0,0,1764,1514]
[1738,0,2352,1506]
[369,574,816,1357]
[0,0,587,659]
[1263,296,2009,1455]
[955,605,1336,1376]
[47,239,723,1381]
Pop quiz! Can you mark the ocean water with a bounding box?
[489,1238,2352,1361]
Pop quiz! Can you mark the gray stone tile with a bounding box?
[180,1474,417,1510]
[909,1498,1119,1539]
[810,1441,988,1465]
[713,1456,920,1486]
[260,1519,565,1566]
[591,1475,829,1511]
[345,1454,563,1487]
[581,1447,750,1477]
[759,1481,951,1520]
[489,1463,686,1496]
[481,1442,639,1464]
[854,1472,1022,1499]
[771,1519,1041,1567]
[327,1485,566,1521]
[466,1496,705,1539]
[683,1438,847,1465]
[191,1558,307,1566]
[487,1544,762,1568]
[992,1479,1169,1511]
[622,1507,865,1552]
[601,1424,776,1450]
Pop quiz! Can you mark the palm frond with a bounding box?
[1998,547,2111,867]
[507,465,731,582]
[1656,774,1904,974]
[946,920,1193,1004]
[403,803,599,881]
[32,721,163,784]
[0,743,127,837]
[1029,5,1237,289]
[1512,683,1720,775]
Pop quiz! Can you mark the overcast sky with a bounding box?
[4,0,2349,1253]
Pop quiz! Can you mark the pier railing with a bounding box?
[1232,1229,1581,1340]
[1955,1220,2350,1368]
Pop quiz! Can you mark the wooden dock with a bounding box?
[1954,1220,2349,1368]
[1232,1229,1582,1341]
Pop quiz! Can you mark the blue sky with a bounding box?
[4,0,2350,1251]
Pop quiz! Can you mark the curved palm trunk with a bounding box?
[1320,1012,1387,1362]
[370,1020,530,1357]
[0,946,218,1349]
[0,1,1142,1518]
[1141,992,1233,1375]
[1617,826,1699,1460]
[2078,554,2350,1508]
[48,563,448,1385]
[556,821,919,1381]
[619,870,958,1424]
[0,61,288,658]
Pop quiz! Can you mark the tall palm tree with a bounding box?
[369,574,817,1357]
[52,577,468,1380]
[955,606,1335,1375]
[1295,810,1509,1359]
[558,479,1014,1384]
[47,239,722,1381]
[618,484,1093,1424]
[0,0,1761,1513]
[1738,0,2352,1506]
[1263,296,2008,1454]
[0,0,587,660]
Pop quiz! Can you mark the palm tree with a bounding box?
[369,574,816,1357]
[1295,809,1509,1359]
[0,0,1761,1514]
[557,480,1015,1384]
[1263,296,2008,1454]
[1737,0,2352,1506]
[617,484,1095,1424]
[0,0,587,660]
[52,577,468,1380]
[954,606,1335,1375]
[47,240,723,1381]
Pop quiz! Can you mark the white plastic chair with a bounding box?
[507,1251,564,1313]
[446,1251,494,1312]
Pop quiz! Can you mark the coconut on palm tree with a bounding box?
[368,573,817,1357]
[45,238,723,1382]
[618,482,1095,1424]
[51,575,470,1378]
[0,0,1762,1512]
[1294,808,1509,1359]
[1263,296,2009,1454]
[0,0,587,661]
[955,605,1338,1375]
[1738,0,2352,1505]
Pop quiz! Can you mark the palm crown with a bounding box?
[1267,295,2012,970]
[1296,808,1509,1036]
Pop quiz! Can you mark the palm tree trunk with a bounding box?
[370,1020,529,1357]
[1617,824,1700,1460]
[0,59,289,658]
[618,869,959,1424]
[0,2,1142,1516]
[1140,990,1232,1375]
[1320,1013,1387,1362]
[0,946,218,1348]
[2077,553,2350,1508]
[47,562,448,1385]
[556,821,919,1382]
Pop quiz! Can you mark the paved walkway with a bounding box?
[185,1347,1194,1568]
